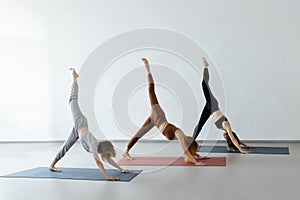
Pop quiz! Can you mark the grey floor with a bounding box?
[0,141,299,200]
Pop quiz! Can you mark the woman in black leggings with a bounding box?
[193,57,252,153]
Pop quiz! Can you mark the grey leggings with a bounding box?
[54,82,88,161]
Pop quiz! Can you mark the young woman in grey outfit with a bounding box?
[49,68,130,181]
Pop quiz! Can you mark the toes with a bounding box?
[49,167,62,172]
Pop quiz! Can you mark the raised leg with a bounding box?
[201,57,219,107]
[142,58,159,105]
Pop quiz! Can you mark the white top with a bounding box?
[80,131,98,153]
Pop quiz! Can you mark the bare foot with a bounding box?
[141,58,149,65]
[202,57,209,68]
[240,149,250,154]
[49,166,62,172]
[141,58,150,73]
[122,152,134,160]
[69,68,79,80]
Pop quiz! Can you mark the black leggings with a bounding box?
[193,68,219,139]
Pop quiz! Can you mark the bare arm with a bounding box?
[224,123,250,154]
[93,153,120,181]
[174,130,206,166]
[239,141,253,148]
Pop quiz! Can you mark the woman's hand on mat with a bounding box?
[121,169,132,173]
[240,149,250,154]
[106,176,120,181]
[195,161,207,166]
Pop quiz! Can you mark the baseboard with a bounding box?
[0,139,299,144]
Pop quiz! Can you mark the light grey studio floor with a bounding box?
[0,141,299,200]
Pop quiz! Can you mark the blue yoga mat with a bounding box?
[1,167,142,182]
[198,145,289,155]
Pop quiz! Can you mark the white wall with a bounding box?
[0,0,299,141]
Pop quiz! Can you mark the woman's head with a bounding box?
[97,141,116,161]
[184,136,199,156]
[223,131,240,151]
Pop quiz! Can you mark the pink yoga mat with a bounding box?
[118,157,226,166]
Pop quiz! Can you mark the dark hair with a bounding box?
[97,141,116,161]
[224,131,241,151]
[184,136,199,156]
